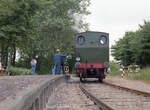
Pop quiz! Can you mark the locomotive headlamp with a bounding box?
[100,35,107,45]
[76,57,80,61]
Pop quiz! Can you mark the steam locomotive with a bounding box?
[75,31,109,82]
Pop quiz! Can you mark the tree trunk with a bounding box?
[12,44,16,66]
[1,44,8,66]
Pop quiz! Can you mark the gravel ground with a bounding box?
[46,78,99,110]
[104,75,150,93]
[0,75,59,103]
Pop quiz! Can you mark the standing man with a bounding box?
[54,49,66,75]
[31,59,37,75]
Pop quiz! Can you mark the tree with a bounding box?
[111,21,150,67]
[0,0,41,67]
[14,0,90,74]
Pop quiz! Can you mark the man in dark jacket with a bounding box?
[54,49,66,75]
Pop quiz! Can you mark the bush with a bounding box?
[110,71,122,76]
[108,61,121,76]
[110,60,120,71]
[9,66,32,76]
[127,67,150,80]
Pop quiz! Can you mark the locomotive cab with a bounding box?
[75,31,109,82]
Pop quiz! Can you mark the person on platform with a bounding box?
[54,49,66,75]
[30,59,37,75]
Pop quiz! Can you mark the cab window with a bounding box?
[77,36,85,45]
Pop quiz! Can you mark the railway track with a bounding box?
[45,78,99,110]
[44,76,150,110]
[79,80,150,110]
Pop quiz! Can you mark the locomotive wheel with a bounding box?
[79,74,84,82]
[80,76,83,82]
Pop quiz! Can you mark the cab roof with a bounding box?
[76,31,109,35]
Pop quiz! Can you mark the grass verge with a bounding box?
[109,67,150,81]
[9,66,32,75]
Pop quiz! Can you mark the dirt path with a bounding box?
[105,75,150,93]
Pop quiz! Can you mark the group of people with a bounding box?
[30,49,66,75]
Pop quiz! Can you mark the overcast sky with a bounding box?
[86,0,150,47]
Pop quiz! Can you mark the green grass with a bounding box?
[127,67,150,80]
[109,67,150,81]
[9,66,32,76]
[109,70,122,76]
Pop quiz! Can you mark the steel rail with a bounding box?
[104,81,150,98]
[79,83,115,110]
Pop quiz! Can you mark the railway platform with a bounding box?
[1,75,150,110]
[0,75,65,110]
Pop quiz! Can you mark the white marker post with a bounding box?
[121,66,125,78]
[64,66,69,74]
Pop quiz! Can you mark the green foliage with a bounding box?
[110,60,120,71]
[0,0,40,46]
[0,0,90,74]
[0,0,42,66]
[111,21,150,67]
[109,61,121,76]
[64,54,75,73]
[9,66,32,76]
[109,71,121,76]
[109,66,150,81]
[20,0,90,74]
